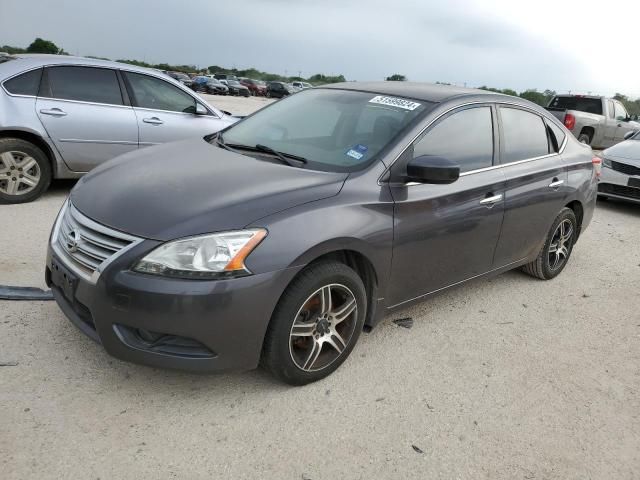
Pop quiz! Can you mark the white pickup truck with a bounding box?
[546,95,640,149]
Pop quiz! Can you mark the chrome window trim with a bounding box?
[379,99,569,185]
[50,200,144,285]
[35,96,134,109]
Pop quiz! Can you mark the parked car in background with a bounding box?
[0,54,238,203]
[292,81,312,90]
[546,95,640,149]
[240,78,266,96]
[46,82,597,384]
[191,76,228,95]
[214,73,238,82]
[165,71,193,88]
[266,81,295,98]
[598,129,640,203]
[220,79,250,97]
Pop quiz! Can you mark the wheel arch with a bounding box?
[579,126,595,143]
[0,128,59,176]
[565,199,584,239]
[287,241,383,329]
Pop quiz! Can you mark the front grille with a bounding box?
[53,202,142,282]
[610,160,640,176]
[598,183,640,200]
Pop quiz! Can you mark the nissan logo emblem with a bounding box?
[66,229,81,253]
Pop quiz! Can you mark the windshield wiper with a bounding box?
[214,133,236,153]
[254,144,307,167]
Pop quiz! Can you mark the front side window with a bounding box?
[500,107,550,163]
[3,68,42,96]
[413,106,494,173]
[613,101,628,120]
[124,72,196,113]
[221,89,430,172]
[44,66,123,105]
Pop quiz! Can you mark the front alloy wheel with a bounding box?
[262,261,366,385]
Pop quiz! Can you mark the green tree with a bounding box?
[26,38,62,54]
[519,89,547,106]
[386,74,407,81]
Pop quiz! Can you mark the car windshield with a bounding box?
[221,89,431,172]
[227,80,240,86]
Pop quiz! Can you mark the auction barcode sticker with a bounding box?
[369,95,421,111]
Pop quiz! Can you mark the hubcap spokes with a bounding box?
[548,219,573,270]
[0,151,40,196]
[289,284,358,372]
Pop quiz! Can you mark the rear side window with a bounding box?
[3,68,42,96]
[545,119,566,152]
[413,106,494,173]
[124,72,196,114]
[44,66,123,105]
[500,108,549,163]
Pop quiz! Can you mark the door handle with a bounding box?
[548,179,564,188]
[143,117,164,125]
[39,108,67,117]
[479,193,503,206]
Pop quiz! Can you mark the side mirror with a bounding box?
[406,155,460,184]
[195,103,208,115]
[623,130,637,140]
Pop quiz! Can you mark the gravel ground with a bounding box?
[1,95,639,479]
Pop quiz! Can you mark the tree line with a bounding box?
[2,39,638,112]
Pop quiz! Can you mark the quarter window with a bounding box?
[413,106,494,173]
[545,119,566,153]
[45,66,123,105]
[124,72,196,114]
[500,108,549,163]
[3,68,42,96]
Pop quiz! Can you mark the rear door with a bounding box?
[492,106,568,267]
[36,65,138,171]
[387,104,506,306]
[122,71,225,147]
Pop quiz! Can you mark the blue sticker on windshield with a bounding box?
[346,144,368,160]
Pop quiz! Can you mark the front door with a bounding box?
[122,71,224,147]
[613,101,636,143]
[387,105,505,307]
[36,66,138,171]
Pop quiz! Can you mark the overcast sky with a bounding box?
[1,0,638,97]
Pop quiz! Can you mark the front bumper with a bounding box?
[598,165,640,203]
[46,243,300,372]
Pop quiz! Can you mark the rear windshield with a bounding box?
[549,96,602,115]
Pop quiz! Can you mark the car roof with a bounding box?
[322,81,510,103]
[0,54,166,78]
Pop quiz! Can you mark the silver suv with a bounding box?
[0,54,237,203]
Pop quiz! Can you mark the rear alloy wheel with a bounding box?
[262,261,366,385]
[0,138,51,204]
[521,207,577,280]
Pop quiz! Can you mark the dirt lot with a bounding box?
[1,95,639,479]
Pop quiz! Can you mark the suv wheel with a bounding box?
[0,138,51,204]
[261,261,366,385]
[521,207,577,280]
[577,133,591,145]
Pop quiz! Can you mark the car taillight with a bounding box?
[564,113,576,130]
[592,156,602,179]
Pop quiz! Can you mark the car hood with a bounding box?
[71,138,347,241]
[603,140,640,164]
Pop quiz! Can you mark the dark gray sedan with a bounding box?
[46,83,598,385]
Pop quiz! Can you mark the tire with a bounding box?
[578,133,591,145]
[0,138,51,204]
[521,207,577,280]
[261,261,367,385]
[266,91,271,98]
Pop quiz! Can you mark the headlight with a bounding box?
[134,229,267,279]
[602,157,612,168]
